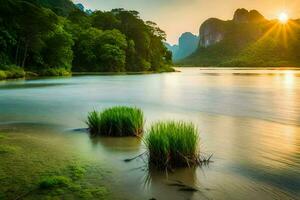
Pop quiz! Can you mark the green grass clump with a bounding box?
[0,134,7,139]
[86,106,144,137]
[0,145,18,154]
[69,164,86,180]
[79,187,109,199]
[145,121,200,169]
[39,176,71,189]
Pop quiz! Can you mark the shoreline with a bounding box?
[0,68,178,81]
[175,66,300,70]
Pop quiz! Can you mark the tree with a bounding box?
[73,28,127,72]
[125,39,137,71]
[72,28,102,71]
[16,3,57,68]
[68,9,91,28]
[91,11,120,30]
[41,23,74,70]
[0,0,173,75]
[99,44,126,72]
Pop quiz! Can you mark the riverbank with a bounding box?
[0,66,176,81]
[175,65,300,70]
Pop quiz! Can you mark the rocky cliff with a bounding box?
[199,18,226,47]
[199,9,265,47]
[181,8,300,67]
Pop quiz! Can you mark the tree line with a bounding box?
[0,0,173,78]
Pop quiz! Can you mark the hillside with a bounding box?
[181,8,300,67]
[0,0,173,79]
[31,0,77,16]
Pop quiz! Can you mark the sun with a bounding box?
[278,12,289,24]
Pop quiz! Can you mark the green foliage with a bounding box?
[0,70,7,79]
[145,121,200,169]
[69,164,86,180]
[0,0,173,78]
[0,130,110,199]
[219,28,300,67]
[0,145,18,154]
[78,187,109,199]
[86,106,144,137]
[99,44,126,72]
[31,0,76,16]
[73,29,127,72]
[91,11,120,30]
[0,65,25,79]
[0,134,7,139]
[183,15,300,67]
[41,23,74,70]
[39,176,72,189]
[68,9,91,27]
[39,67,71,76]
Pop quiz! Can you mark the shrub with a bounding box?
[0,70,7,80]
[6,66,26,78]
[86,106,144,137]
[156,65,176,73]
[0,65,25,79]
[39,68,71,76]
[145,121,200,169]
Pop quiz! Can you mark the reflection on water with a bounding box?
[0,68,299,199]
[89,136,142,153]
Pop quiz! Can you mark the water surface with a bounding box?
[0,68,299,199]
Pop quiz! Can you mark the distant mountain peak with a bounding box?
[76,3,84,11]
[233,8,265,23]
[75,2,93,14]
[165,32,199,61]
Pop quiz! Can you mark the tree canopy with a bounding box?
[0,0,173,78]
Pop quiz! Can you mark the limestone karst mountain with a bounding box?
[165,32,199,61]
[181,8,300,67]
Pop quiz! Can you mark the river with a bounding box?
[0,67,299,199]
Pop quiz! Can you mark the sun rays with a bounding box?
[253,13,300,49]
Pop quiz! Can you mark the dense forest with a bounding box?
[181,9,300,67]
[0,0,173,79]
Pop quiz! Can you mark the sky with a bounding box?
[72,0,300,45]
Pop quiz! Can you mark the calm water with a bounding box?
[0,68,299,199]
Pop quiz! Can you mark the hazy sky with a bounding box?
[72,0,300,44]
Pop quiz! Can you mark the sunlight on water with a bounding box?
[283,70,295,88]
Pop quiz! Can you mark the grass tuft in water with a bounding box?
[0,134,7,140]
[145,121,200,169]
[79,187,109,199]
[86,106,144,137]
[39,176,72,189]
[0,145,18,154]
[69,164,87,180]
